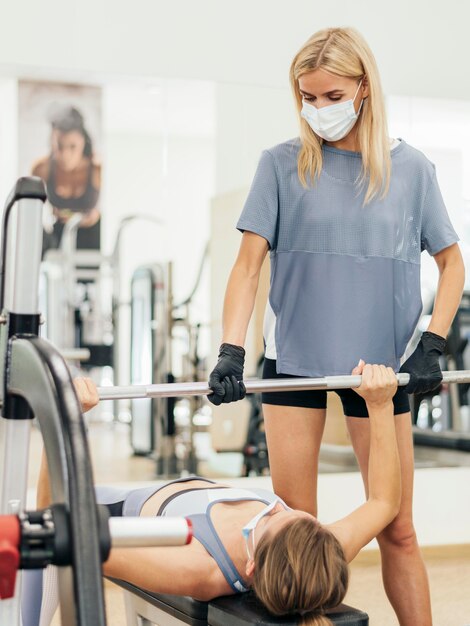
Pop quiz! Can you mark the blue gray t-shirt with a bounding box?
[237,138,459,377]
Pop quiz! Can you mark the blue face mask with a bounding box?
[241,499,290,559]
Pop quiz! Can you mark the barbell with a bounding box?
[97,370,470,401]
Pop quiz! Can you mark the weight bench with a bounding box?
[111,579,369,625]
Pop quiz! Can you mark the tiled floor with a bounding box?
[26,421,470,626]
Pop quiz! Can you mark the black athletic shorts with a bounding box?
[261,358,410,418]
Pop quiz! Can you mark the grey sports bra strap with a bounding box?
[122,477,219,517]
[188,514,249,593]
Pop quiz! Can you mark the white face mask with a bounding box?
[241,498,290,559]
[300,79,364,142]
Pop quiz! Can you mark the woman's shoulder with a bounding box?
[90,160,102,189]
[194,557,235,601]
[264,137,301,159]
[258,138,301,176]
[31,155,50,178]
[393,139,436,175]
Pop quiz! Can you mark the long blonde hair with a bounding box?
[252,517,349,626]
[289,26,391,204]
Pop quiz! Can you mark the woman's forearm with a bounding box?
[79,207,100,228]
[367,402,401,514]
[221,265,261,347]
[37,450,52,509]
[103,547,221,600]
[428,256,465,338]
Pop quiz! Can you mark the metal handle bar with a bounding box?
[60,349,91,362]
[98,370,470,401]
[109,517,192,548]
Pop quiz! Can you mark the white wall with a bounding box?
[227,467,470,549]
[2,0,469,262]
[102,79,215,306]
[1,1,470,100]
[215,83,297,195]
[102,81,216,383]
[0,78,18,203]
[387,95,470,292]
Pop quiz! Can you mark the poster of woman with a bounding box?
[18,81,102,252]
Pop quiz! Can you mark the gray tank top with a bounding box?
[161,487,278,593]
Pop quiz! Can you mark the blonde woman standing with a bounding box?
[208,27,465,626]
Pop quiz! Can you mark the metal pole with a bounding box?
[60,214,82,342]
[98,370,470,401]
[0,191,45,511]
[0,190,45,491]
[0,179,46,626]
[3,198,44,313]
[110,214,165,421]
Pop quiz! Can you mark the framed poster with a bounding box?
[18,81,103,251]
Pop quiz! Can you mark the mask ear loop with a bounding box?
[244,533,252,559]
[243,499,284,562]
[352,77,366,118]
[353,77,364,102]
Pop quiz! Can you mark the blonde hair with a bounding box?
[252,517,349,626]
[289,26,391,204]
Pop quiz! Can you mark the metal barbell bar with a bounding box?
[109,516,191,547]
[60,348,91,362]
[97,370,470,401]
[0,514,192,602]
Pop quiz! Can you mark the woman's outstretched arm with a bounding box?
[326,362,401,562]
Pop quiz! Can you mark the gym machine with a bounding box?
[411,296,470,452]
[242,356,269,477]
[129,243,209,475]
[40,210,164,384]
[129,264,172,456]
[0,179,190,626]
[40,214,113,369]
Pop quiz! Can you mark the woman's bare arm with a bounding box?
[79,206,100,228]
[326,363,401,562]
[427,243,465,337]
[31,157,50,180]
[221,231,269,346]
[103,544,232,601]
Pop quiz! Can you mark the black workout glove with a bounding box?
[208,343,246,406]
[399,331,446,394]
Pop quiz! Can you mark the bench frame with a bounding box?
[113,580,370,626]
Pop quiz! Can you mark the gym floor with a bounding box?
[27,421,470,626]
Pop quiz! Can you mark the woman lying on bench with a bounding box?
[24,360,400,626]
